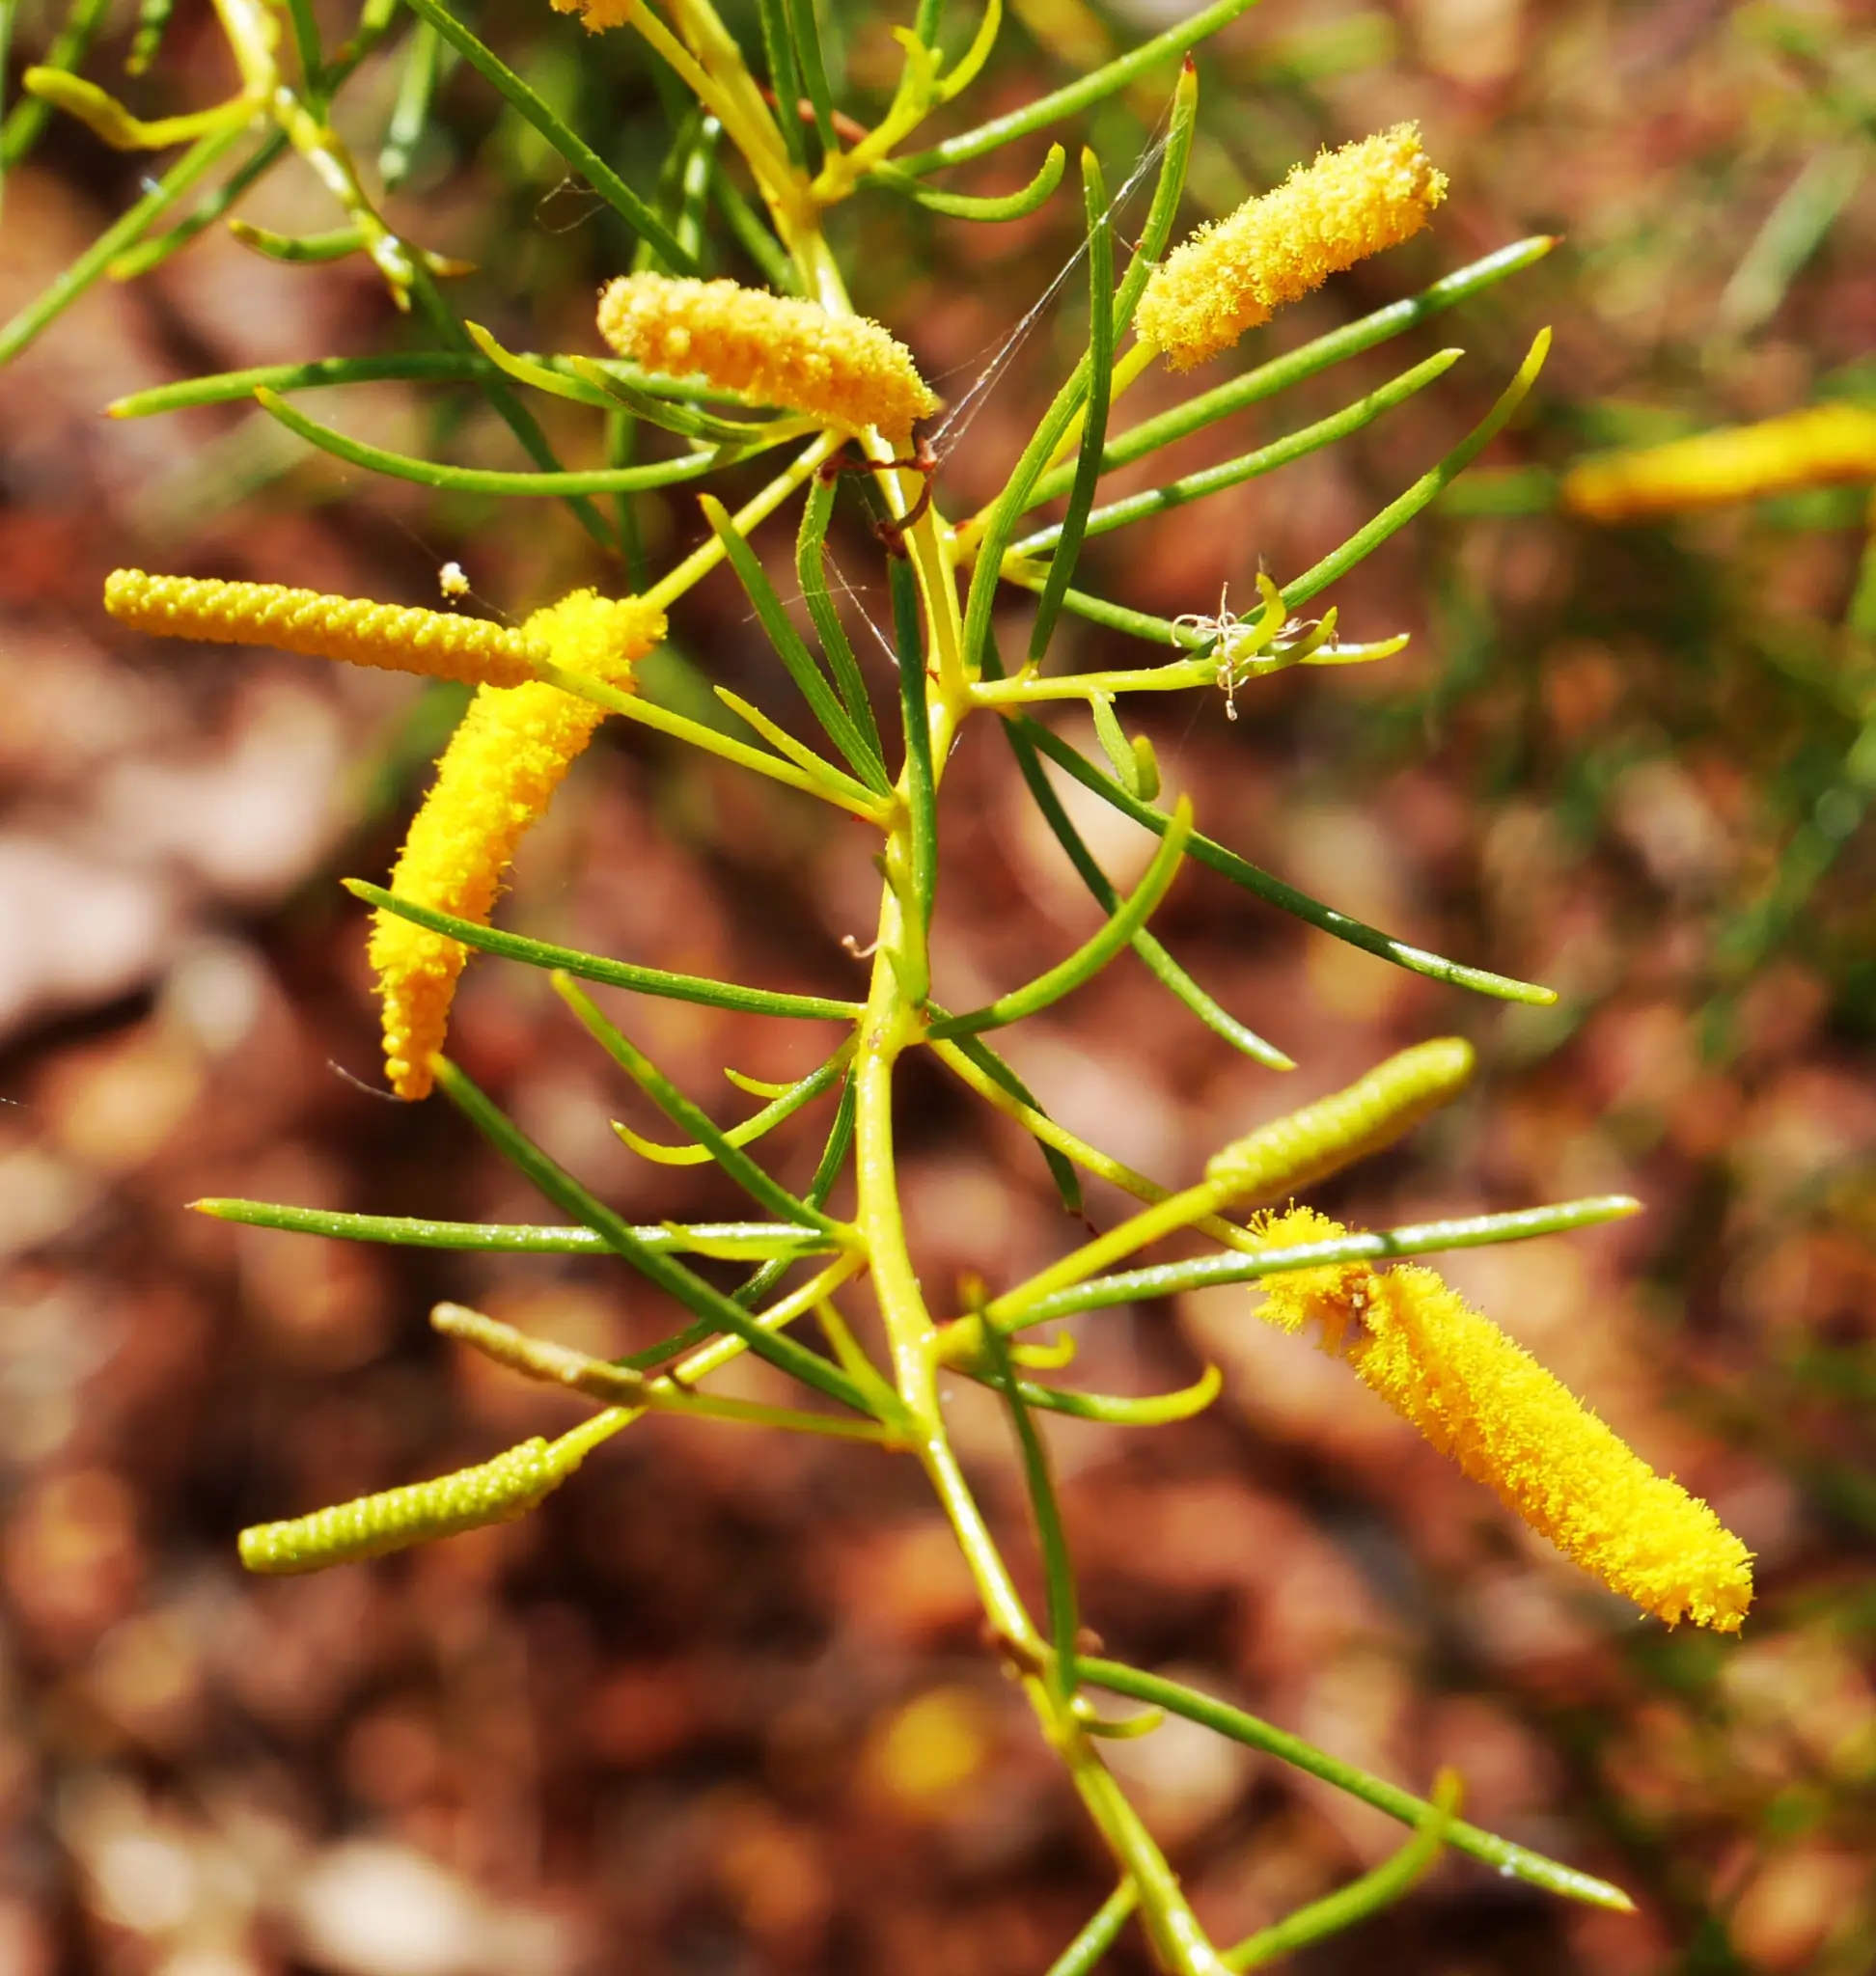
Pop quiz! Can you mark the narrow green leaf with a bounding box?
[345,877,863,1022]
[712,686,890,810]
[433,1056,871,1413]
[784,0,839,158]
[1029,235,1557,506]
[379,18,446,188]
[712,155,801,292]
[1079,1660,1635,1912]
[704,494,893,790]
[0,121,250,367]
[896,0,1255,173]
[254,385,726,493]
[753,0,808,165]
[190,1198,832,1257]
[715,1068,859,1318]
[1008,716,1558,1004]
[1002,1363,1222,1426]
[980,1326,1081,1696]
[105,130,286,279]
[1,0,111,167]
[1226,1776,1457,1967]
[1014,349,1462,557]
[1044,1884,1138,1976]
[867,141,1064,219]
[556,976,842,1232]
[796,475,887,764]
[1028,149,1115,666]
[888,549,938,980]
[614,1046,851,1165]
[1001,721,1293,1068]
[228,219,366,263]
[401,0,695,270]
[1283,330,1551,610]
[929,797,1192,1037]
[940,1028,1084,1215]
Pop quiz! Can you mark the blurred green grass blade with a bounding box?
[380,17,447,187]
[1001,718,1292,1067]
[784,0,838,158]
[0,0,111,168]
[433,1057,872,1413]
[1028,148,1116,666]
[980,1326,1081,1696]
[556,975,842,1233]
[704,494,893,791]
[1016,349,1462,558]
[0,121,250,366]
[868,142,1064,219]
[282,0,326,106]
[938,1028,1083,1214]
[1007,715,1558,1003]
[753,0,808,165]
[1719,144,1864,339]
[1080,1660,1634,1912]
[796,476,887,764]
[190,1199,832,1257]
[1283,330,1551,610]
[1030,235,1556,507]
[125,0,179,77]
[712,155,800,292]
[345,877,864,1021]
[1226,1776,1457,1968]
[1007,1198,1642,1328]
[107,131,287,278]
[254,384,724,493]
[1044,1883,1138,1976]
[896,0,1255,173]
[401,0,695,270]
[928,797,1191,1037]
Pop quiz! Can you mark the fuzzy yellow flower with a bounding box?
[371,589,665,1100]
[1561,403,1876,522]
[1137,124,1448,370]
[596,273,940,440]
[103,569,544,685]
[1248,1207,1753,1631]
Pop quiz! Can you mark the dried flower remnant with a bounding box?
[1249,1207,1754,1631]
[1137,124,1448,370]
[1561,402,1876,521]
[370,589,665,1100]
[597,273,940,440]
[103,569,543,686]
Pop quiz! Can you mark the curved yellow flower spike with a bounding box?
[1561,403,1876,522]
[371,589,665,1100]
[1249,1207,1754,1632]
[597,273,940,441]
[103,568,545,685]
[1137,124,1448,370]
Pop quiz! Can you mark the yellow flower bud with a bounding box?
[1561,403,1876,522]
[1137,124,1448,370]
[596,273,940,440]
[103,568,544,686]
[1249,1207,1754,1632]
[370,589,665,1100]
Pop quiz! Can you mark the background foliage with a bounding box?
[0,0,1872,1970]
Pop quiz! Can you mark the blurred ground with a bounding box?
[2,0,1874,1970]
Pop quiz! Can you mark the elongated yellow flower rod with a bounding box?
[1137,124,1448,370]
[371,589,665,1099]
[103,569,545,685]
[1249,1207,1754,1632]
[1561,402,1876,522]
[597,273,940,440]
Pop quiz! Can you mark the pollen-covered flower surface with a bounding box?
[1137,123,1448,370]
[371,589,665,1100]
[1562,402,1876,521]
[596,273,940,439]
[1248,1207,1754,1631]
[103,569,545,685]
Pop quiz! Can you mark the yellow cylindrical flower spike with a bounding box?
[596,273,940,441]
[1561,403,1876,522]
[103,569,544,686]
[370,589,665,1100]
[1137,124,1448,370]
[1249,1207,1754,1632]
